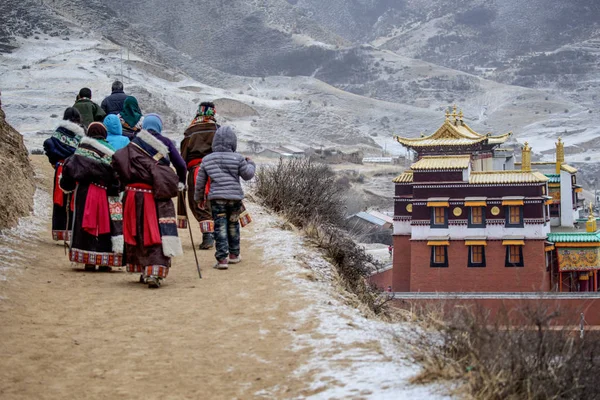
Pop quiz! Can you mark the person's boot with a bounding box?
[147,276,161,289]
[213,259,229,270]
[199,232,214,250]
[228,254,242,264]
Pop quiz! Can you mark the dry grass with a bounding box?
[254,158,391,316]
[406,302,600,400]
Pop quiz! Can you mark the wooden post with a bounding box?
[595,271,598,292]
[559,271,563,292]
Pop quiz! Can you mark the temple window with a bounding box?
[505,245,524,267]
[469,207,485,227]
[468,245,486,267]
[430,246,448,267]
[505,206,523,227]
[431,207,448,228]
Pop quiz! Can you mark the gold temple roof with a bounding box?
[561,164,578,174]
[469,171,549,185]
[395,119,511,149]
[392,171,413,183]
[411,155,471,171]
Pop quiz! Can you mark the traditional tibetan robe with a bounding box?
[111,130,183,283]
[60,135,124,267]
[43,121,84,241]
[177,117,218,233]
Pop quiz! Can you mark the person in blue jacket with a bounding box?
[104,114,130,151]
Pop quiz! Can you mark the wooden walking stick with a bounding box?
[181,190,202,279]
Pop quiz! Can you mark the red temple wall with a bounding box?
[392,235,411,292]
[408,240,549,292]
[369,268,393,290]
[392,297,600,326]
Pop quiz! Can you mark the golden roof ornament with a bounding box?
[587,203,597,233]
[556,137,565,174]
[521,142,532,172]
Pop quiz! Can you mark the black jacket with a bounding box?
[101,90,128,115]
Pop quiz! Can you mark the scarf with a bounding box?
[123,185,183,258]
[82,183,111,236]
[120,96,143,128]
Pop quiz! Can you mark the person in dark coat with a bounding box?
[194,126,255,270]
[73,88,106,128]
[112,114,184,288]
[101,81,127,115]
[43,107,85,241]
[60,122,124,272]
[177,102,219,250]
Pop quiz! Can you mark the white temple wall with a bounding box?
[393,220,411,235]
[560,170,574,227]
[410,223,550,240]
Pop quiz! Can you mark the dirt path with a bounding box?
[0,157,315,399]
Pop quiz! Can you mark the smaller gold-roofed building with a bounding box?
[515,138,583,228]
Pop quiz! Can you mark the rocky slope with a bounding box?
[0,93,34,230]
[2,0,600,178]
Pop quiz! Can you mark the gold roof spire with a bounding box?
[556,137,565,174]
[587,203,597,233]
[521,142,532,172]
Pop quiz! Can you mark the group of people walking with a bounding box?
[43,81,256,288]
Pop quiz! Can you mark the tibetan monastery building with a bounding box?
[372,108,599,294]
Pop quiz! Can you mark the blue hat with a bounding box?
[142,113,163,134]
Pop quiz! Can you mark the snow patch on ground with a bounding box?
[0,184,51,281]
[246,202,449,399]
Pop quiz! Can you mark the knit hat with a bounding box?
[87,122,108,140]
[142,113,163,134]
[197,102,216,117]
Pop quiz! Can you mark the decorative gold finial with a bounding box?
[458,110,464,124]
[587,203,597,233]
[521,142,532,172]
[445,108,450,120]
[556,137,565,174]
